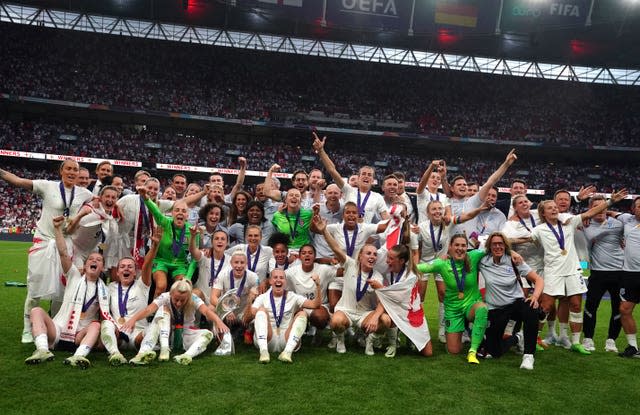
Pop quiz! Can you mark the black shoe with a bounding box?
[618,345,640,358]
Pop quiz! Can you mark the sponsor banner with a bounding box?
[501,0,590,32]
[0,149,46,159]
[413,0,500,34]
[45,154,142,167]
[326,0,412,31]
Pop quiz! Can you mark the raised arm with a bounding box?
[312,132,345,189]
[183,183,210,208]
[456,201,491,224]
[141,190,169,226]
[53,216,73,274]
[65,204,93,235]
[188,225,203,261]
[440,161,452,198]
[416,160,440,194]
[228,157,247,199]
[141,225,162,286]
[477,149,517,202]
[579,189,628,221]
[0,168,33,191]
[263,164,284,201]
[313,212,347,264]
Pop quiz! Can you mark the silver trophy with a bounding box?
[216,288,240,320]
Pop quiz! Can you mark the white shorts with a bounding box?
[174,328,213,351]
[336,309,374,329]
[253,331,287,353]
[543,272,587,297]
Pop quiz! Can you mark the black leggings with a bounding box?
[583,270,622,339]
[485,298,539,357]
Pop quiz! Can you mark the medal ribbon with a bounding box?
[546,222,565,251]
[430,192,440,202]
[518,215,536,232]
[356,191,371,218]
[449,258,466,295]
[171,223,186,257]
[391,265,405,285]
[230,270,247,297]
[247,245,261,272]
[82,283,98,312]
[59,182,76,217]
[209,255,225,287]
[270,290,287,329]
[284,209,301,241]
[118,282,132,317]
[356,270,373,302]
[430,222,443,252]
[343,224,358,257]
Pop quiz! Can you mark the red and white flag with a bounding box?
[375,275,430,351]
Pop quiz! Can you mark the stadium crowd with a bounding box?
[1,23,639,146]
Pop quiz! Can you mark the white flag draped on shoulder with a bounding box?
[376,275,430,351]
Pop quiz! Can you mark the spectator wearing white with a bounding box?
[91,160,113,196]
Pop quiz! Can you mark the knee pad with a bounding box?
[569,311,583,324]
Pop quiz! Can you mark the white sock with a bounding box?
[185,330,213,358]
[284,315,308,353]
[34,333,49,351]
[504,320,516,337]
[139,320,160,353]
[438,302,445,330]
[559,323,569,338]
[254,310,269,352]
[571,332,581,345]
[23,296,38,332]
[627,333,638,349]
[74,344,92,357]
[100,321,119,355]
[547,320,557,337]
[387,327,398,345]
[158,313,170,350]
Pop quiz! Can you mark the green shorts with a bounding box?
[444,301,480,333]
[152,259,189,279]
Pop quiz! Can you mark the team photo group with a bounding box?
[2,131,639,372]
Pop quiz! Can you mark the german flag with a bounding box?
[435,1,478,28]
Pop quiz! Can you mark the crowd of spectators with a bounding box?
[1,23,639,146]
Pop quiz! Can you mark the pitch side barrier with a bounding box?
[1,149,636,200]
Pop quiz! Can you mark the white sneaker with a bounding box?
[21,330,34,344]
[327,334,338,349]
[259,349,270,364]
[582,337,596,352]
[25,349,54,365]
[520,354,535,370]
[544,333,557,346]
[556,336,572,349]
[173,353,192,365]
[605,338,619,353]
[159,348,171,362]
[365,334,375,356]
[108,352,127,366]
[336,333,346,354]
[385,345,397,358]
[278,351,293,363]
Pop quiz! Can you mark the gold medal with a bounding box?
[98,243,108,251]
[275,328,281,336]
[560,249,567,255]
[117,317,126,325]
[80,312,86,319]
[458,292,464,299]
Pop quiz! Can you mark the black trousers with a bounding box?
[485,298,539,357]
[583,270,622,339]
